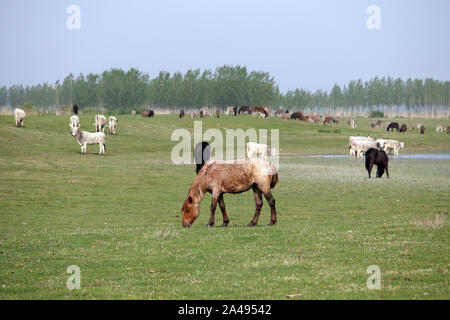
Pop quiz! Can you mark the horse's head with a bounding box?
[181,195,199,227]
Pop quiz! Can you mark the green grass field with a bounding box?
[0,114,449,299]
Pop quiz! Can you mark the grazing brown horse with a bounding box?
[181,158,279,228]
[216,109,220,118]
[179,109,185,118]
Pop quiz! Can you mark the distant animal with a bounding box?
[275,109,284,117]
[410,123,415,131]
[347,118,356,128]
[323,116,337,125]
[365,148,389,179]
[282,111,291,119]
[290,112,303,120]
[371,120,383,128]
[14,108,26,127]
[349,136,377,159]
[417,123,423,131]
[334,116,341,124]
[71,125,106,155]
[179,109,185,119]
[194,141,211,174]
[201,107,211,117]
[216,109,220,118]
[108,116,118,135]
[307,117,315,123]
[69,115,80,129]
[189,111,195,119]
[94,115,107,133]
[131,110,136,117]
[142,110,154,117]
[199,111,204,118]
[252,106,269,118]
[447,126,450,134]
[246,142,276,160]
[435,125,445,133]
[381,139,404,157]
[399,124,407,133]
[386,122,399,132]
[181,155,278,228]
[225,106,236,116]
[72,104,78,115]
[419,125,425,134]
[313,114,320,123]
[238,106,252,115]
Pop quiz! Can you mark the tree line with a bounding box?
[0,66,449,115]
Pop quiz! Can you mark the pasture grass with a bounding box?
[0,114,449,299]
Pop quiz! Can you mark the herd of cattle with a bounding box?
[12,104,449,160]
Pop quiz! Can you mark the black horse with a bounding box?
[387,122,399,132]
[194,142,211,174]
[365,148,389,178]
[73,104,78,115]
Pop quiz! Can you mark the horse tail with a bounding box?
[194,141,211,174]
[270,173,278,189]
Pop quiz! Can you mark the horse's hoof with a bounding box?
[205,223,214,227]
[247,222,257,227]
[268,221,277,226]
[221,222,229,227]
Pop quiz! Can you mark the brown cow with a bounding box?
[400,124,407,133]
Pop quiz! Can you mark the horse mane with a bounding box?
[186,170,206,204]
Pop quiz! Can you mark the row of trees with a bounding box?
[1,66,449,114]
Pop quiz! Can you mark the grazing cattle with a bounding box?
[238,106,252,115]
[365,148,389,178]
[69,115,80,129]
[323,116,337,125]
[246,142,276,160]
[275,109,284,117]
[282,111,291,119]
[179,109,185,119]
[131,110,136,117]
[108,116,118,135]
[94,115,107,132]
[349,136,377,159]
[194,141,211,174]
[226,106,237,116]
[400,124,407,133]
[252,106,269,118]
[290,112,303,120]
[71,125,106,155]
[371,120,383,128]
[386,122,400,132]
[435,125,445,133]
[347,118,356,128]
[216,109,220,118]
[381,139,404,157]
[72,104,78,115]
[142,110,154,117]
[14,108,26,127]
[189,111,195,119]
[199,111,204,118]
[181,156,278,228]
[419,125,425,134]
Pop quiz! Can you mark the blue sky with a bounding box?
[0,0,449,92]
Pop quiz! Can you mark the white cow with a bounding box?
[108,116,118,135]
[94,115,107,132]
[382,139,404,157]
[71,125,106,155]
[69,115,80,129]
[14,108,26,127]
[349,136,376,159]
[246,142,276,160]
